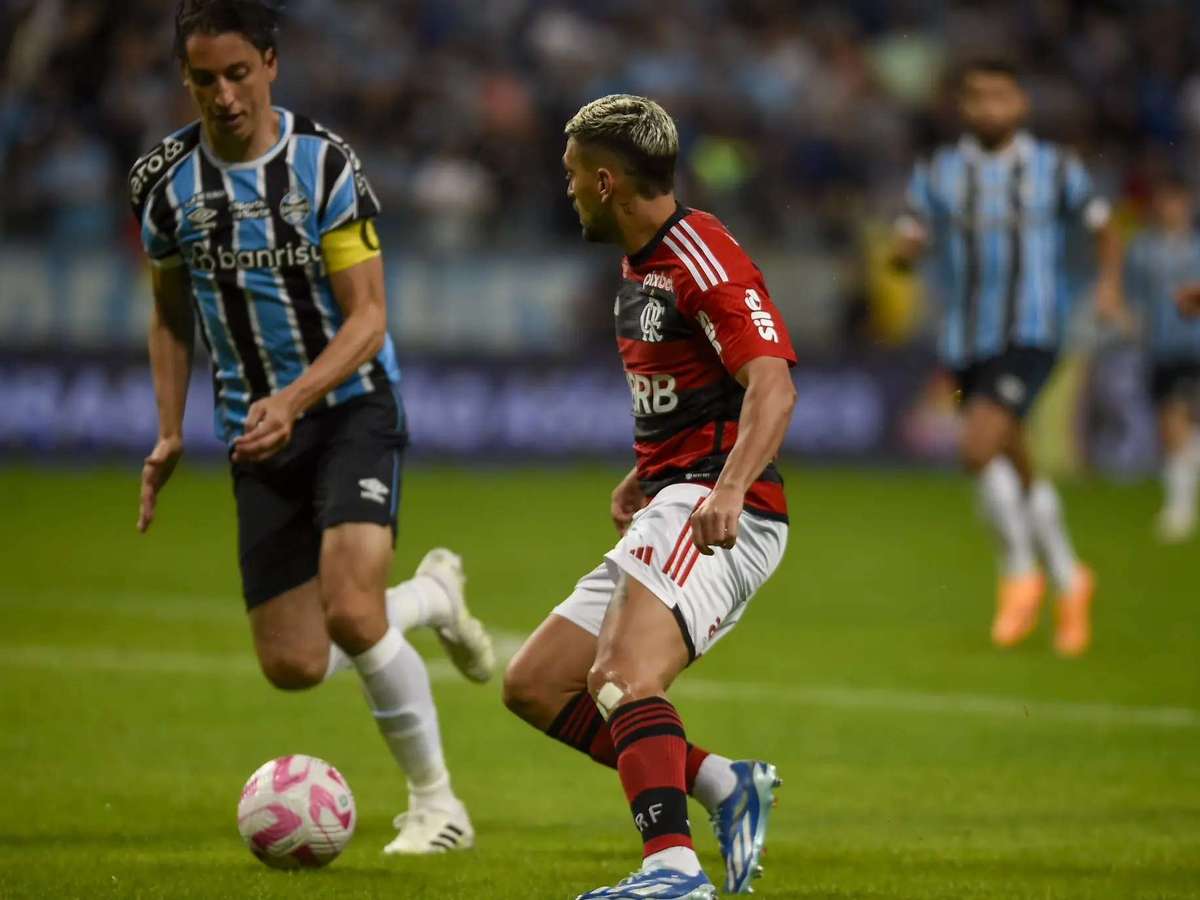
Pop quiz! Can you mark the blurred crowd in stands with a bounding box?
[3,0,1200,348]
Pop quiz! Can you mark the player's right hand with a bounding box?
[1176,283,1200,317]
[138,436,183,533]
[611,469,648,535]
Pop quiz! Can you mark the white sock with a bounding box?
[386,576,456,633]
[352,627,456,809]
[324,643,352,680]
[1027,479,1079,593]
[643,845,702,877]
[691,753,737,813]
[1163,447,1200,518]
[323,577,456,682]
[977,458,1036,577]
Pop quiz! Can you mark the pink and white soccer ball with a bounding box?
[237,755,356,869]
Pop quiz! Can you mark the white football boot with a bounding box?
[415,548,495,683]
[383,801,476,855]
[1155,505,1195,544]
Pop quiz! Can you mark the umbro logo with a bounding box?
[997,374,1027,406]
[186,206,219,228]
[358,477,390,504]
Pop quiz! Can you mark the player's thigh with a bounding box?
[960,396,1019,472]
[590,574,692,705]
[318,522,393,652]
[312,390,406,638]
[503,613,599,728]
[594,485,788,683]
[248,577,329,689]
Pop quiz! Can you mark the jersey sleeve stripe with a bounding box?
[662,234,712,291]
[318,149,348,224]
[676,219,729,282]
[323,165,357,232]
[313,140,330,222]
[668,225,720,287]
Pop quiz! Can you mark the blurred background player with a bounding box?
[1121,176,1200,542]
[130,0,493,854]
[504,95,796,900]
[892,59,1123,657]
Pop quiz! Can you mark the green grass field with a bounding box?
[1,463,1197,899]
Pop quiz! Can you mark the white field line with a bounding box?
[3,628,1196,731]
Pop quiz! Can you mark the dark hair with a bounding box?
[957,57,1022,88]
[174,0,281,62]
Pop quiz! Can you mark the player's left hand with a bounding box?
[232,392,299,463]
[1176,283,1200,318]
[690,485,743,556]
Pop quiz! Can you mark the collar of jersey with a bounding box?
[627,204,691,269]
[199,107,293,172]
[958,129,1034,165]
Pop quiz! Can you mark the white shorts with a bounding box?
[551,483,788,659]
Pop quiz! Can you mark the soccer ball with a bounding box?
[237,755,356,869]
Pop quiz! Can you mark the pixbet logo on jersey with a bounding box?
[189,240,323,272]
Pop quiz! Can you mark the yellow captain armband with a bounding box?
[321,218,382,274]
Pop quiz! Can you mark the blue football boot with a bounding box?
[710,761,781,893]
[575,867,717,899]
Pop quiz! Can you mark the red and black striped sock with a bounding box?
[546,692,712,793]
[608,696,693,857]
[546,691,617,766]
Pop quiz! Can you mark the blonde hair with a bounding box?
[565,94,678,196]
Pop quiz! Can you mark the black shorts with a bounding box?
[1149,362,1200,406]
[954,346,1057,419]
[231,386,408,608]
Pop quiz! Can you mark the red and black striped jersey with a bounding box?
[616,206,796,520]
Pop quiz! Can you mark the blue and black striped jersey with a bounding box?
[904,132,1111,368]
[1125,228,1200,363]
[129,107,400,444]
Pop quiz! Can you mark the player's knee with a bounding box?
[586,664,659,717]
[501,658,540,720]
[960,432,997,474]
[323,602,385,654]
[258,650,325,691]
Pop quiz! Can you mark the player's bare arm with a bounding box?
[1093,218,1125,322]
[691,357,796,555]
[139,263,193,533]
[610,465,647,534]
[231,252,387,462]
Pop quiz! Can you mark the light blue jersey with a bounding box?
[905,132,1110,368]
[1125,228,1200,363]
[129,107,401,444]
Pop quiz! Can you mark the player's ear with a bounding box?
[263,47,278,82]
[596,167,613,202]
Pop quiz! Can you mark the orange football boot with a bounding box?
[1054,565,1095,658]
[991,571,1046,648]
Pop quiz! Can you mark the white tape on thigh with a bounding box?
[595,682,625,720]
